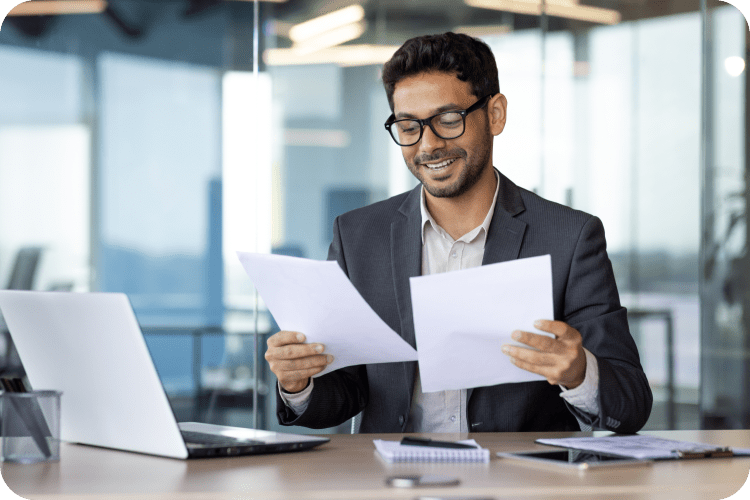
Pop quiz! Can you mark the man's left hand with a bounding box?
[502,319,586,389]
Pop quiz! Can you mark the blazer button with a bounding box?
[398,415,405,426]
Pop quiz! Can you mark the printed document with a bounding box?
[409,255,554,392]
[236,252,418,377]
[536,435,750,460]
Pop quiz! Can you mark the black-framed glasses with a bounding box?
[384,94,493,147]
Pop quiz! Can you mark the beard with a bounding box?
[405,131,493,199]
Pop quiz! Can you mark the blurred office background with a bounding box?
[0,0,746,434]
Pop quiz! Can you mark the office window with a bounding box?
[0,0,746,434]
[0,126,90,291]
[98,52,222,326]
[0,46,88,291]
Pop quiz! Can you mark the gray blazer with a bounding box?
[277,171,652,433]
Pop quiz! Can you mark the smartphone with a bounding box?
[386,474,461,487]
[496,449,651,470]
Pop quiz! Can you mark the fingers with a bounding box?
[268,353,333,372]
[267,330,306,348]
[510,330,558,352]
[502,344,554,367]
[510,319,581,352]
[502,321,586,388]
[265,330,326,359]
[502,344,579,385]
[533,319,574,339]
[265,330,334,393]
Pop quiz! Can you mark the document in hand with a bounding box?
[236,252,418,377]
[409,254,554,392]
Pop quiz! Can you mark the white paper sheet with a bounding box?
[536,435,750,460]
[236,252,418,377]
[410,254,554,392]
[373,439,489,463]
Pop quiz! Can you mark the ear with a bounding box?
[487,93,507,136]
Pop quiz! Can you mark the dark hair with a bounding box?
[381,32,500,111]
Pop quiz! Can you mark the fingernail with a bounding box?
[296,333,305,342]
[326,355,334,364]
[314,344,324,353]
[511,330,521,340]
[534,320,543,328]
[502,345,510,354]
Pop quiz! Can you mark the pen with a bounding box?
[400,436,478,449]
[1,378,52,458]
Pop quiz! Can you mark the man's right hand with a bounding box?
[265,331,333,393]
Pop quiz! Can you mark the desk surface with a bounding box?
[3,430,749,500]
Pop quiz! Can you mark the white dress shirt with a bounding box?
[280,171,600,424]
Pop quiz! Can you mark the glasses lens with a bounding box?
[433,112,465,139]
[388,111,467,146]
[392,120,421,145]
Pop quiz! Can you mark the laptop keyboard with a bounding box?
[181,430,263,446]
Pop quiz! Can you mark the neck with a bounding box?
[424,166,497,240]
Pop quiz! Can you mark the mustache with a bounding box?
[415,149,467,165]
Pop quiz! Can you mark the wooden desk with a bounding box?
[3,430,749,500]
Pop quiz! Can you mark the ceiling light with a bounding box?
[292,21,366,55]
[8,0,107,16]
[455,24,512,38]
[465,0,620,25]
[264,44,399,67]
[289,4,366,43]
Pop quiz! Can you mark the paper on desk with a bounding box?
[236,252,418,377]
[536,435,750,460]
[410,255,554,393]
[373,439,490,463]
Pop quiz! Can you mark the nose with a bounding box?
[417,123,446,154]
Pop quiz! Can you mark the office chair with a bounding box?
[1,246,43,378]
[5,246,42,290]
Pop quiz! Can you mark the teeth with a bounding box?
[424,158,456,170]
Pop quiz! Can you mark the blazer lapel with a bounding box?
[470,170,527,403]
[390,185,423,349]
[482,170,527,266]
[390,185,422,407]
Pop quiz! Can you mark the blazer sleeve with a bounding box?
[562,216,653,433]
[276,216,369,429]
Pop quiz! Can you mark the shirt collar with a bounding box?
[420,169,501,244]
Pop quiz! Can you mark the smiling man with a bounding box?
[265,32,653,434]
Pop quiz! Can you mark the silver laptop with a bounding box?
[0,290,329,459]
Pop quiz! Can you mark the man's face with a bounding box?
[391,71,493,199]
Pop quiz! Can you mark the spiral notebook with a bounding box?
[373,439,490,463]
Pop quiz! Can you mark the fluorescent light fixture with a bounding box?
[465,0,621,25]
[266,20,295,38]
[8,0,107,16]
[292,21,367,55]
[455,24,512,38]
[725,56,746,77]
[264,44,399,67]
[289,4,366,43]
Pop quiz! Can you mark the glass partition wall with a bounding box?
[0,0,745,433]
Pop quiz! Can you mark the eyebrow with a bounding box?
[395,102,464,119]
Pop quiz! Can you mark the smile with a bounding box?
[422,158,457,171]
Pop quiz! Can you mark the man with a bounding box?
[265,32,652,434]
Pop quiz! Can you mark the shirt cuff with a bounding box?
[559,348,600,416]
[278,379,314,416]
